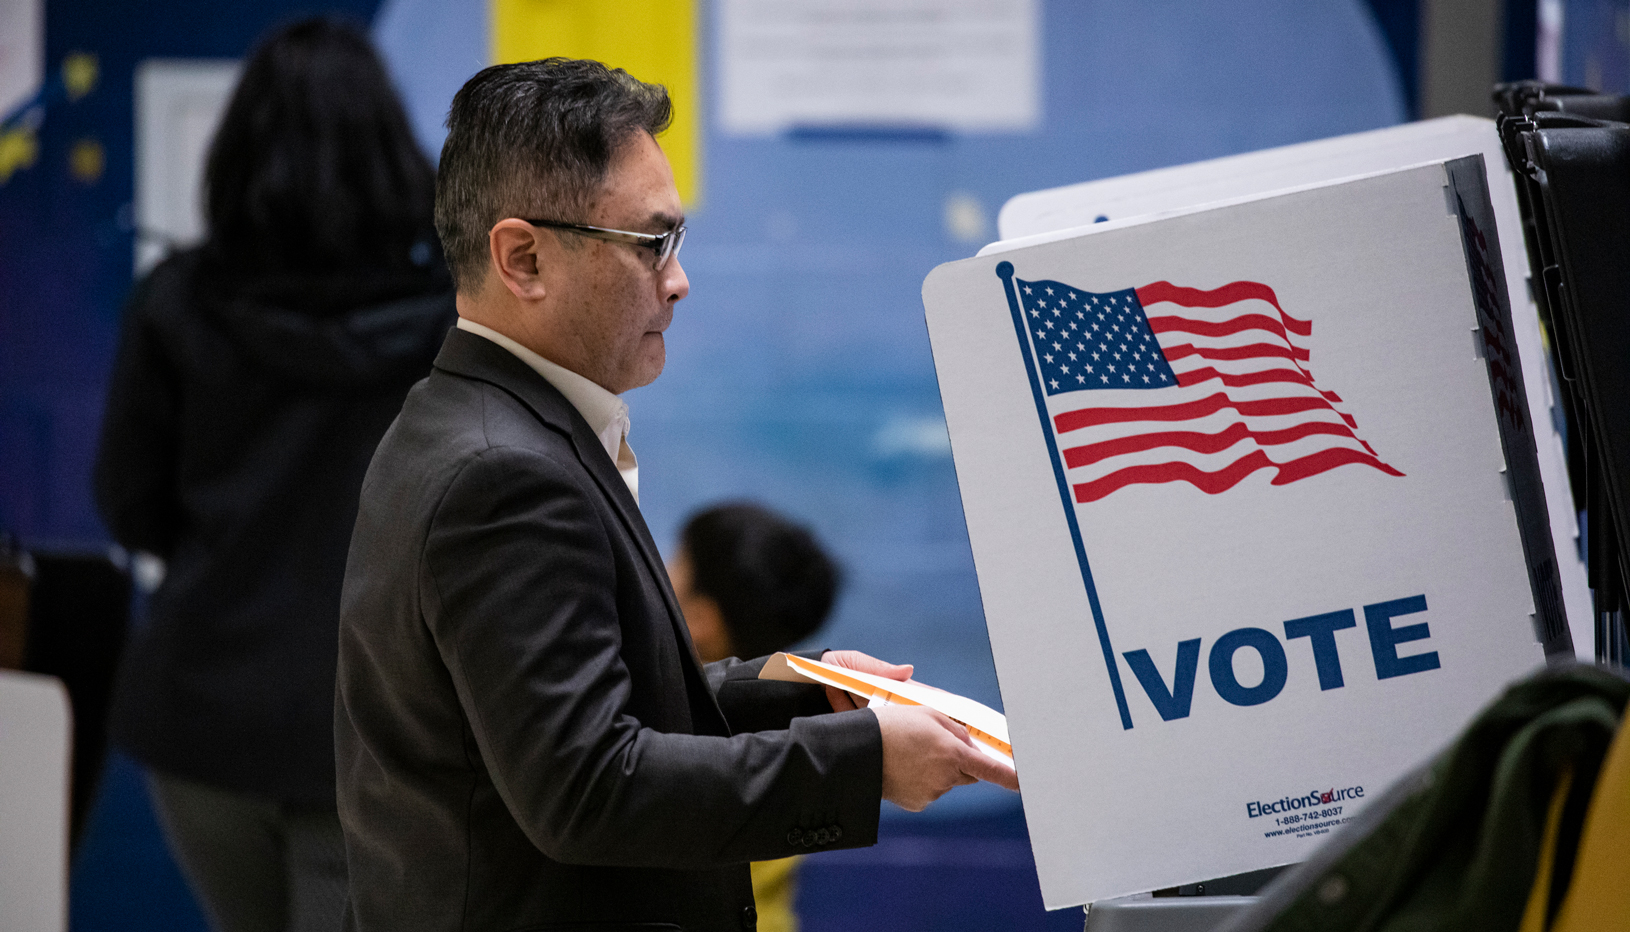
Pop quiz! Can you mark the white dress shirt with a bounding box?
[455,318,640,503]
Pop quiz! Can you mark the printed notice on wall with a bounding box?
[0,0,42,121]
[719,0,1039,134]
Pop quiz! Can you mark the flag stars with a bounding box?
[1022,279,1178,397]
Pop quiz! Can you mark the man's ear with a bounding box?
[489,219,548,302]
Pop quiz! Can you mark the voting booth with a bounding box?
[997,116,1591,659]
[922,150,1567,908]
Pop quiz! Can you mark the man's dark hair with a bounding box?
[435,58,672,291]
[680,503,842,660]
[204,17,436,276]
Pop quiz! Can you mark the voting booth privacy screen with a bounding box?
[995,116,1592,661]
[922,157,1558,908]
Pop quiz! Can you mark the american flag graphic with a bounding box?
[1014,275,1402,503]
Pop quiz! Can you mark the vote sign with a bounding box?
[922,157,1556,908]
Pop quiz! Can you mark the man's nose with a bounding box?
[664,256,690,303]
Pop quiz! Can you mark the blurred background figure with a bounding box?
[669,501,843,932]
[672,501,842,666]
[91,17,453,932]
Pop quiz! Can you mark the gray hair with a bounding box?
[434,58,672,292]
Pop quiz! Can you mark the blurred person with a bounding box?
[336,57,1015,932]
[671,502,840,666]
[93,18,453,932]
[670,501,843,932]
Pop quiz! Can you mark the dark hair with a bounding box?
[435,58,672,291]
[680,503,842,660]
[203,18,436,276]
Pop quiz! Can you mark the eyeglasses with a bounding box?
[523,218,687,271]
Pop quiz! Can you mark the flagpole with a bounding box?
[996,261,1135,731]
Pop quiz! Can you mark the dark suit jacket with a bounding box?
[336,328,883,932]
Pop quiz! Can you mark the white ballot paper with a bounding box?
[922,155,1557,907]
[759,652,1013,767]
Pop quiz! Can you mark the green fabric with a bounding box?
[1259,665,1628,932]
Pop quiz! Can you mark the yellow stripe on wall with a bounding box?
[491,0,700,206]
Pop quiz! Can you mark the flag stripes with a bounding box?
[1015,277,1401,503]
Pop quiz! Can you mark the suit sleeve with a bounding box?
[707,653,835,734]
[422,445,882,868]
[93,271,184,556]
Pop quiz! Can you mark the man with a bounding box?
[335,58,1016,932]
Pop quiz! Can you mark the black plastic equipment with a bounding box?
[1496,81,1630,667]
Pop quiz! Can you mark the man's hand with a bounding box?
[819,650,913,712]
[872,705,1019,811]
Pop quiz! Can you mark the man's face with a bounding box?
[542,131,689,394]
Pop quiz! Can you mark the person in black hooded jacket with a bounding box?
[93,18,453,932]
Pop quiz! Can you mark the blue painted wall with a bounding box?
[1559,0,1630,90]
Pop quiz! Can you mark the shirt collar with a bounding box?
[454,318,635,486]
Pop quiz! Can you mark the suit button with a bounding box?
[741,905,758,929]
[786,829,803,846]
[830,825,843,841]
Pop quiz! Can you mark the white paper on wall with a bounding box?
[134,59,240,275]
[718,0,1039,134]
[0,0,42,122]
[924,158,1551,907]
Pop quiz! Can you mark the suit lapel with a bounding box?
[433,329,724,725]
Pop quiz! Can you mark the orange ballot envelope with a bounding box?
[758,653,1013,767]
